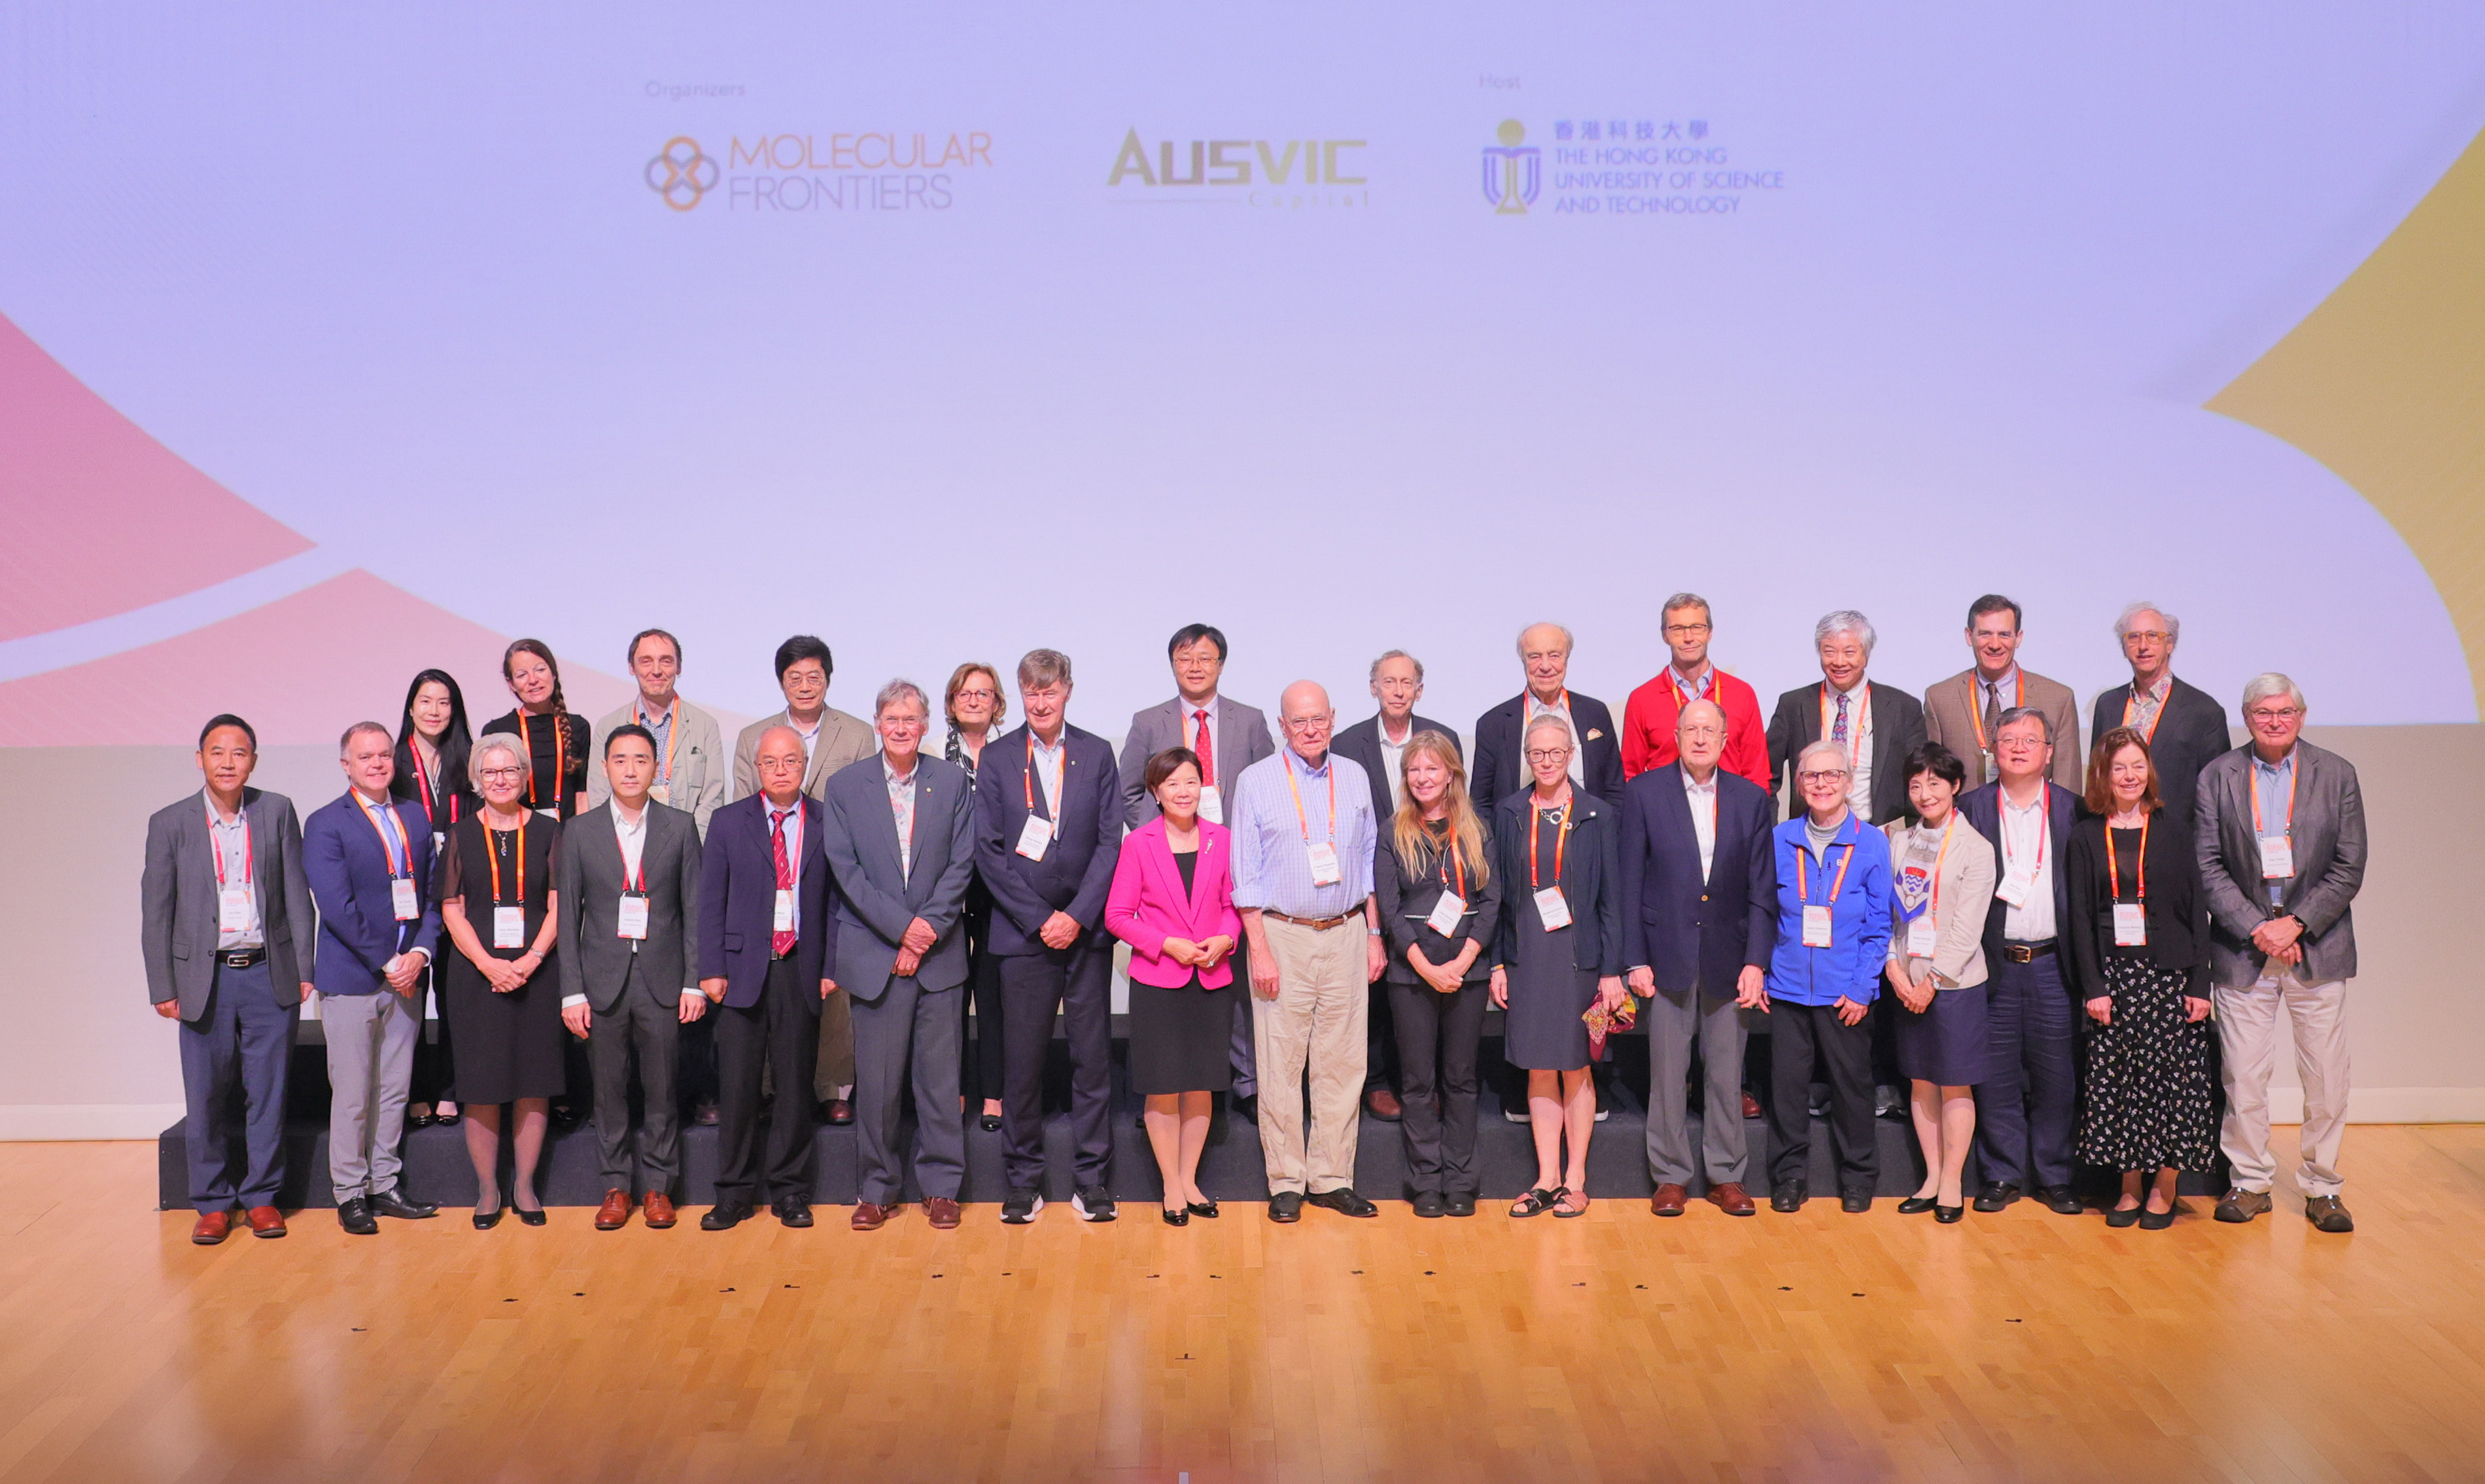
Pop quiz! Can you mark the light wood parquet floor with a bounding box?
[5,1127,2484,1483]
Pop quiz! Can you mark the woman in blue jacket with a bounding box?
[1762,739,1894,1214]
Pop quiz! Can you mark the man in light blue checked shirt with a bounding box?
[1232,680,1387,1222]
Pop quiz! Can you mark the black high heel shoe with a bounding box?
[1896,1196,1938,1215]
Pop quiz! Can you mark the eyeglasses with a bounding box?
[1524,748,1572,763]
[478,767,524,782]
[1796,770,1851,785]
[1281,716,1332,733]
[1661,623,1711,636]
[2123,631,2172,646]
[955,689,998,703]
[2245,706,2302,722]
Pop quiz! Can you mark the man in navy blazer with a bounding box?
[1956,707,2084,1216]
[1618,700,1777,1217]
[973,650,1124,1223]
[302,721,443,1234]
[1470,623,1625,812]
[695,724,837,1230]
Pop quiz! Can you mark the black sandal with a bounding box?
[1510,1187,1559,1218]
[1552,1188,1590,1218]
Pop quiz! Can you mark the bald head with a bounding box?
[1677,698,1727,778]
[1277,680,1336,765]
[754,724,807,806]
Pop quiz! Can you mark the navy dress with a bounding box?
[1494,789,1620,1071]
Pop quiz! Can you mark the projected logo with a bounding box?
[1482,120,1540,214]
[644,136,720,212]
[1107,129,1369,209]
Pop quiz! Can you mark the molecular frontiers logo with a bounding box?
[1105,129,1369,209]
[1482,116,1787,217]
[642,129,993,214]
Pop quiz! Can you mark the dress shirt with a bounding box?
[884,756,920,878]
[353,787,417,958]
[2122,672,2172,738]
[1030,730,1068,818]
[1671,663,1716,702]
[1230,748,1377,920]
[1378,715,1414,814]
[1975,666,2021,752]
[1524,690,1585,785]
[2249,745,2298,906]
[1824,680,1874,820]
[203,791,265,950]
[789,712,822,767]
[1997,784,2057,941]
[634,697,678,785]
[1682,768,1720,881]
[1181,696,1223,784]
[765,797,805,935]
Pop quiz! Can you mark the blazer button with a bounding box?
[1700,894,1709,902]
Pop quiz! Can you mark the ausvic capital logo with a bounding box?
[645,136,720,211]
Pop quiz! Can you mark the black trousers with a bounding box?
[587,961,682,1194]
[1767,1000,1878,1192]
[1387,978,1486,1195]
[714,956,820,1205]
[999,940,1113,1190]
[1366,982,1400,1094]
[962,944,1005,1105]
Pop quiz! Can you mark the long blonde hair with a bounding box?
[1391,730,1489,889]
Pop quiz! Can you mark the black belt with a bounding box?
[2000,940,2056,964]
[217,947,268,969]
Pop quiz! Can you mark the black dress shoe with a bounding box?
[1444,1192,1477,1218]
[701,1200,755,1231]
[368,1188,439,1220]
[2037,1184,2084,1216]
[1840,1190,1873,1214]
[1268,1191,1302,1223]
[2105,1203,2143,1228]
[1873,1084,1907,1120]
[979,1113,1003,1132]
[1973,1182,2021,1213]
[514,1205,547,1227]
[472,1205,503,1230]
[1187,1199,1220,1220]
[1935,1203,1964,1224]
[773,1197,814,1228]
[1411,1191,1446,1218]
[1307,1187,1378,1218]
[1771,1182,1807,1213]
[1161,1206,1189,1226]
[1896,1196,1938,1215]
[337,1197,378,1235]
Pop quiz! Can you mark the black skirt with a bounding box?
[1127,973,1234,1096]
[2077,955,2216,1171]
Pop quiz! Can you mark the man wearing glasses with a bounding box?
[1620,593,1771,789]
[2089,602,2232,823]
[2195,675,2367,1234]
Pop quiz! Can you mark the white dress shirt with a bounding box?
[1998,784,2057,941]
[1681,768,1720,881]
[885,756,920,878]
[1824,680,1875,819]
[1378,715,1414,814]
[1181,696,1222,784]
[1030,730,1068,818]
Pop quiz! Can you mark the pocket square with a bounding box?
[1586,728,1605,741]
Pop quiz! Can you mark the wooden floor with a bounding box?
[6,1130,2484,1483]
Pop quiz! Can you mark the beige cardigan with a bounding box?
[1883,817,1996,989]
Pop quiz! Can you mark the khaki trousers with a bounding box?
[1254,917,1368,1196]
[2214,971,2351,1198]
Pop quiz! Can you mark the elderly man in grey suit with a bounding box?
[586,628,729,838]
[1921,595,2082,791]
[559,723,704,1232]
[822,680,978,1232]
[1122,621,1276,1114]
[2196,674,2367,1234]
[143,714,319,1245]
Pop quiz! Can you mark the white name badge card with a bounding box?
[1425,891,1467,937]
[1995,869,2034,908]
[1307,841,1342,887]
[1534,886,1573,931]
[536,808,561,823]
[2113,903,2148,946]
[1015,814,1054,861]
[1198,785,1223,825]
[1906,915,1938,957]
[773,889,795,933]
[617,891,649,940]
[2259,835,2295,880]
[390,877,420,921]
[1802,905,1833,948]
[432,831,447,856]
[493,905,526,949]
[649,784,670,806]
[218,887,254,933]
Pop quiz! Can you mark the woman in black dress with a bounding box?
[941,662,1008,1131]
[2065,727,2217,1230]
[394,668,476,1131]
[479,638,589,822]
[1490,714,1624,1219]
[436,733,565,1228]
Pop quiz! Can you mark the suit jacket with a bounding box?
[141,788,319,1020]
[1882,816,1996,990]
[586,697,730,838]
[2194,741,2366,989]
[1372,816,1503,988]
[302,791,442,996]
[1490,787,1622,977]
[1765,680,1928,825]
[1619,667,1773,790]
[1105,818,1244,989]
[1471,691,1625,821]
[695,793,835,1010]
[1119,695,1275,827]
[557,801,704,1011]
[2064,811,2210,999]
[1957,779,2078,958]
[1922,666,2082,791]
[820,754,977,997]
[731,705,877,802]
[972,721,1124,956]
[2090,675,2232,823]
[1617,765,1777,997]
[1331,712,1461,838]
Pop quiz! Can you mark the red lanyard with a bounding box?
[409,742,436,825]
[356,795,409,878]
[487,815,527,905]
[1528,797,1571,890]
[2004,784,2049,874]
[208,801,252,887]
[2107,812,2150,903]
[1964,670,2021,757]
[1796,825,1856,904]
[618,812,646,893]
[1282,751,1336,844]
[2248,756,2297,840]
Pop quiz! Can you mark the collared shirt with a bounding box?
[353,788,416,956]
[2250,744,2298,906]
[634,697,677,784]
[788,712,823,767]
[764,797,804,935]
[1826,679,1874,820]
[1525,690,1585,785]
[2125,672,2172,736]
[1030,729,1068,819]
[612,800,649,884]
[1672,663,1716,702]
[884,756,920,878]
[1378,714,1414,814]
[1181,695,1222,784]
[203,791,264,950]
[1682,768,1720,880]
[1998,785,2057,941]
[1977,666,2021,731]
[1230,747,1377,920]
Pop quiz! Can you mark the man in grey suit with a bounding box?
[559,724,704,1232]
[142,714,319,1244]
[585,628,730,838]
[1121,623,1276,1112]
[2195,674,2368,1234]
[1921,595,2083,790]
[821,680,978,1232]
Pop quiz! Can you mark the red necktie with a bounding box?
[770,807,797,958]
[1193,709,1214,786]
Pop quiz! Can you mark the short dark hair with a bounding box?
[774,634,833,682]
[627,628,682,668]
[605,723,657,758]
[1144,746,1202,793]
[2085,727,2163,817]
[1167,624,1228,663]
[199,714,257,751]
[1901,740,1967,794]
[1967,594,2023,631]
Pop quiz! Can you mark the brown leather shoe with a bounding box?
[642,1192,677,1228]
[1706,1182,1758,1217]
[1651,1183,1689,1217]
[190,1210,232,1245]
[595,1189,633,1230]
[824,1098,854,1126]
[1741,1091,1764,1121]
[2305,1195,2355,1234]
[850,1201,894,1231]
[924,1197,962,1230]
[1364,1087,1404,1122]
[246,1205,287,1238]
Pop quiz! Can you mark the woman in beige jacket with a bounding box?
[1883,742,1998,1222]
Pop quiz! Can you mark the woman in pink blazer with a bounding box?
[1105,746,1243,1225]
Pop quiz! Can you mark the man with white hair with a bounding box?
[1472,622,1625,814]
[2090,601,2232,823]
[1767,610,1928,827]
[2195,674,2367,1233]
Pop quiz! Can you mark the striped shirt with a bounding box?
[1230,747,1377,918]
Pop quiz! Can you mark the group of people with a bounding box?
[143,593,2368,1245]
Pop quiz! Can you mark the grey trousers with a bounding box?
[321,989,419,1201]
[1643,986,1751,1188]
[851,975,965,1205]
[588,965,682,1194]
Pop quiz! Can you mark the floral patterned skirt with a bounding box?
[2077,954,2217,1172]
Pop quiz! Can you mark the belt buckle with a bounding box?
[224,951,254,969]
[2006,944,2034,964]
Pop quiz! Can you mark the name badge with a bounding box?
[1906,914,1938,958]
[1307,841,1342,886]
[1802,905,1833,948]
[218,887,254,934]
[2258,835,2295,880]
[493,904,526,950]
[390,876,419,921]
[1534,886,1573,931]
[2113,902,2148,946]
[1995,868,2034,907]
[617,891,649,940]
[432,831,447,856]
[1425,891,1466,937]
[649,784,670,806]
[1016,814,1054,861]
[536,808,561,823]
[773,888,795,932]
[1197,785,1223,825]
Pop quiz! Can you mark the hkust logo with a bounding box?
[1107,129,1369,209]
[1482,120,1539,214]
[645,129,992,213]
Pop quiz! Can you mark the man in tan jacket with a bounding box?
[1922,595,2082,791]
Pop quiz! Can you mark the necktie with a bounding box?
[1981,681,2002,744]
[770,807,797,958]
[1193,709,1214,786]
[1832,692,1850,744]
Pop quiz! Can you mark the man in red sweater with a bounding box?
[1622,593,1772,791]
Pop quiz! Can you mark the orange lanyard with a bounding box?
[1667,666,1712,708]
[409,742,436,825]
[487,815,527,906]
[1025,731,1066,818]
[1796,824,1857,905]
[356,795,409,878]
[2248,755,2297,840]
[1528,797,1571,891]
[1281,751,1336,844]
[639,697,679,784]
[1818,683,1869,770]
[208,801,252,887]
[1434,827,1467,898]
[1917,814,1955,914]
[2107,812,2150,903]
[2122,679,2167,744]
[1964,670,2021,757]
[517,711,565,809]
